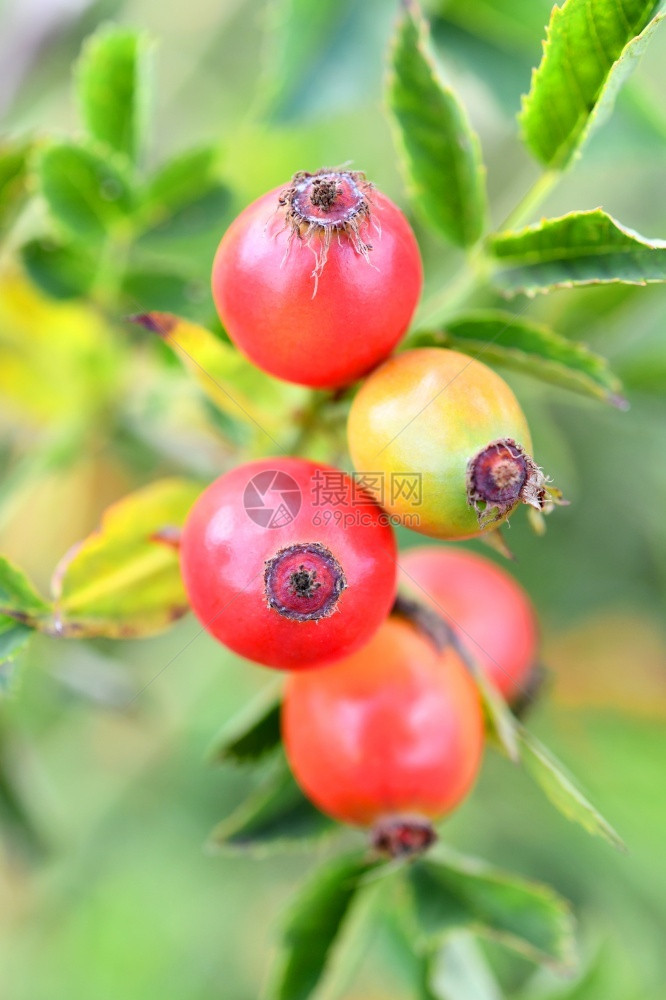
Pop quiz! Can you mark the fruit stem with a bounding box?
[511,663,549,720]
[92,227,133,313]
[286,391,327,455]
[287,388,350,456]
[497,168,560,233]
[391,593,454,653]
[413,243,486,330]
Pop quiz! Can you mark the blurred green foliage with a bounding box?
[1,1,665,998]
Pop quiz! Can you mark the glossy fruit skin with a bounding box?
[283,616,484,826]
[401,546,538,702]
[347,348,533,539]
[211,184,423,388]
[180,458,397,670]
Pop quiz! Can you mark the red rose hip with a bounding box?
[283,615,484,843]
[211,169,423,388]
[180,458,397,669]
[400,546,539,703]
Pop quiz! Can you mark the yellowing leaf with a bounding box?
[0,141,31,232]
[0,270,122,426]
[52,478,202,638]
[131,312,306,450]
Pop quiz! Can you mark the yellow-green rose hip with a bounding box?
[348,348,558,540]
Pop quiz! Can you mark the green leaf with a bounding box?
[130,312,305,447]
[0,736,45,856]
[0,619,33,662]
[429,931,504,1000]
[478,668,520,761]
[146,187,230,243]
[76,25,150,163]
[266,850,379,1000]
[618,350,666,394]
[138,147,230,240]
[408,848,576,971]
[388,2,487,246]
[378,912,440,1000]
[442,0,554,54]
[208,686,282,765]
[0,141,31,233]
[37,141,133,243]
[51,478,201,638]
[520,0,665,169]
[260,0,357,122]
[523,946,615,1000]
[311,880,388,1000]
[209,756,336,854]
[414,309,626,406]
[518,726,627,852]
[0,556,51,625]
[0,619,33,694]
[450,633,520,762]
[1,661,19,694]
[122,268,203,314]
[0,570,41,693]
[143,148,220,216]
[21,239,98,300]
[490,209,666,296]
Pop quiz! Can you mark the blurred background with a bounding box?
[0,1,665,998]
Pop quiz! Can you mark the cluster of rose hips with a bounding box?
[180,169,546,854]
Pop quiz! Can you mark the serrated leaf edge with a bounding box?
[519,1,666,168]
[386,2,487,246]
